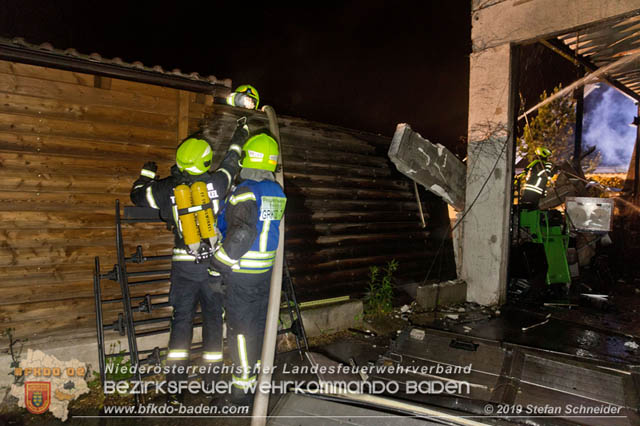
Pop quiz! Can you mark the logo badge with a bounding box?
[25,382,51,415]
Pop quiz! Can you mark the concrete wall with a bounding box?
[463,0,640,305]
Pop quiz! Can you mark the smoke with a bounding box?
[583,85,637,167]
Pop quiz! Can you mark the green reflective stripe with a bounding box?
[172,248,195,261]
[167,350,189,360]
[218,168,232,188]
[244,250,275,259]
[208,269,221,276]
[226,93,236,106]
[231,375,257,389]
[173,255,195,261]
[203,352,223,362]
[172,204,181,237]
[239,258,274,268]
[524,185,544,194]
[214,247,238,266]
[133,184,144,190]
[145,186,159,209]
[140,169,156,179]
[229,192,256,205]
[259,219,271,252]
[238,334,250,380]
[233,268,272,274]
[228,144,242,155]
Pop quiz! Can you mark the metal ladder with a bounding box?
[278,262,309,359]
[93,200,205,405]
[93,200,308,400]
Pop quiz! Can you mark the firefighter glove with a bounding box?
[140,162,158,180]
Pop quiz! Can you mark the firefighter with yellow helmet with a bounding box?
[210,132,286,407]
[226,84,260,110]
[130,124,248,404]
[520,146,555,207]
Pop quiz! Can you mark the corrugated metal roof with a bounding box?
[556,13,640,99]
[0,36,232,91]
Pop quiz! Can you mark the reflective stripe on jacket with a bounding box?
[218,179,286,274]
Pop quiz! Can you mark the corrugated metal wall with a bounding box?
[204,106,454,302]
[0,60,211,345]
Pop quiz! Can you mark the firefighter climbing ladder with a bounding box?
[93,199,307,404]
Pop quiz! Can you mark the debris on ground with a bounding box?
[625,341,639,350]
[521,313,552,332]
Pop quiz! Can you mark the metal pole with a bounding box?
[114,200,143,405]
[251,105,284,425]
[574,84,584,170]
[93,257,106,385]
[413,181,426,228]
[635,103,640,201]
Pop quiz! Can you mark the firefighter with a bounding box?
[520,146,554,208]
[226,84,260,110]
[130,125,248,404]
[209,132,286,406]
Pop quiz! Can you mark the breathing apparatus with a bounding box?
[172,137,219,262]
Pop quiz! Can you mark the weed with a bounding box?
[2,328,26,385]
[87,342,131,393]
[365,260,399,317]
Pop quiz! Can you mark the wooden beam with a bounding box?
[93,75,112,90]
[540,38,640,102]
[177,90,190,142]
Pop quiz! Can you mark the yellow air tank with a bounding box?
[174,184,200,248]
[191,182,216,242]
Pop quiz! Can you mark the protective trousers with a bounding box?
[166,260,223,385]
[224,269,272,396]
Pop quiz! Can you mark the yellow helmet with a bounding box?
[176,138,212,175]
[535,147,552,158]
[242,133,278,172]
[227,84,259,110]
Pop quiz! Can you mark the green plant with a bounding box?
[365,260,399,316]
[518,85,601,172]
[3,328,26,385]
[87,341,132,393]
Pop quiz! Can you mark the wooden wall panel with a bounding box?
[0,59,451,348]
[203,106,455,303]
[0,59,212,347]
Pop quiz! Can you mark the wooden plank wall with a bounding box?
[204,106,456,302]
[0,60,213,347]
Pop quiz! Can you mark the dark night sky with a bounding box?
[1,1,471,154]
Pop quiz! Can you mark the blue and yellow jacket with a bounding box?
[211,178,286,274]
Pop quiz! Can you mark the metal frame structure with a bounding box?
[93,200,192,405]
[93,199,308,408]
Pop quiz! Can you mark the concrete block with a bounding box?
[0,329,188,388]
[388,123,466,210]
[281,300,363,338]
[0,301,363,388]
[416,279,467,310]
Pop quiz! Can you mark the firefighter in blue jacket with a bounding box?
[130,125,247,403]
[209,132,286,405]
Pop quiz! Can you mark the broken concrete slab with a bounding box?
[280,299,363,338]
[388,123,466,210]
[416,279,467,310]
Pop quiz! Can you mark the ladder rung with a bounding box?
[128,278,170,287]
[126,255,172,263]
[127,270,171,278]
